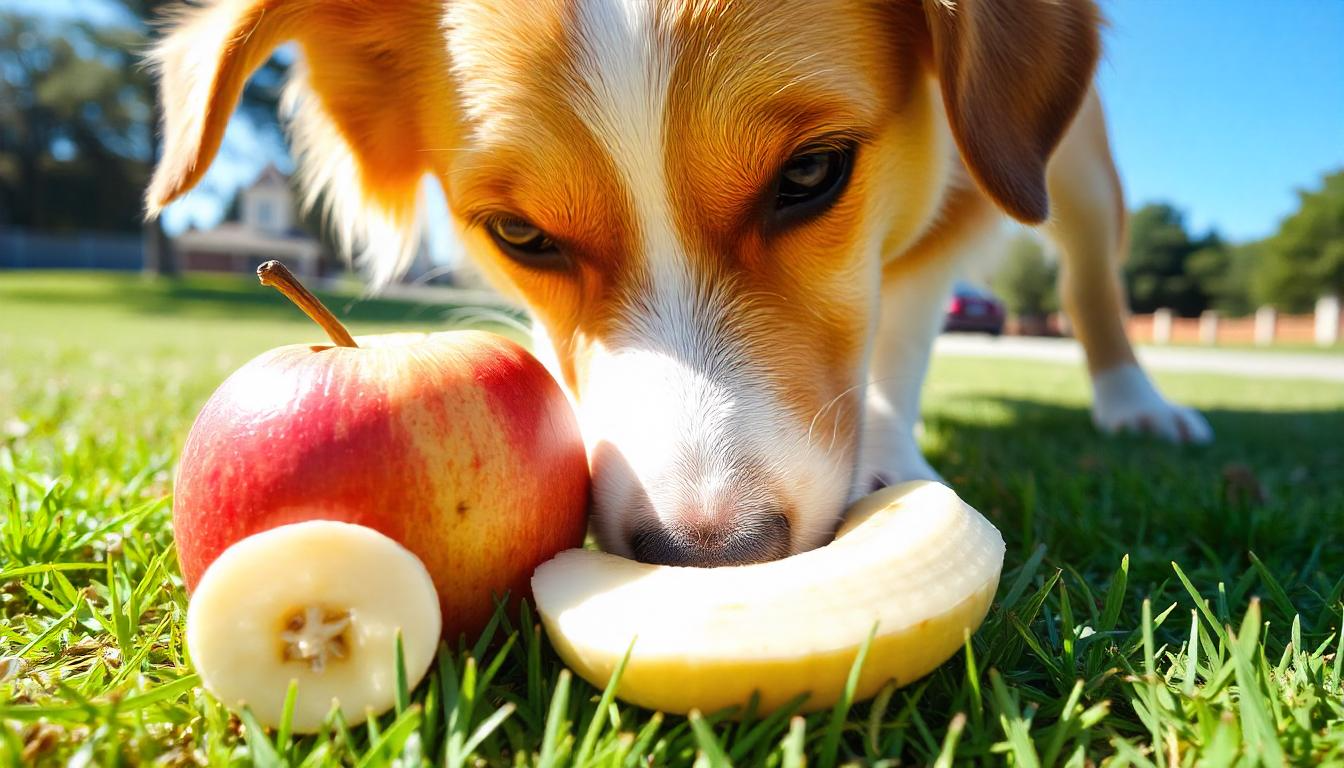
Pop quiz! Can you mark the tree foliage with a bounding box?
[1186,241,1257,316]
[1123,203,1225,316]
[0,14,150,231]
[0,5,285,238]
[993,234,1058,318]
[1251,170,1344,311]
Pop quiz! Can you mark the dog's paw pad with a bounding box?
[1091,364,1213,445]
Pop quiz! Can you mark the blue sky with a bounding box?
[1096,0,1344,240]
[11,0,1344,246]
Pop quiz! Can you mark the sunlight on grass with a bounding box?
[2,272,1342,764]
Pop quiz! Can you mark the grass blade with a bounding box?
[354,706,422,768]
[819,622,876,768]
[1226,599,1285,766]
[1002,543,1048,609]
[989,670,1040,768]
[14,593,84,658]
[1100,555,1130,631]
[688,710,732,768]
[1173,561,1226,643]
[574,641,633,766]
[781,717,806,768]
[394,631,410,715]
[932,712,967,768]
[238,707,283,768]
[461,702,515,757]
[727,691,808,763]
[626,712,664,767]
[1331,615,1344,692]
[538,669,572,768]
[276,679,299,757]
[1183,610,1200,697]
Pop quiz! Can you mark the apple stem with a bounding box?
[257,260,359,348]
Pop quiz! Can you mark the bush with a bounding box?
[992,235,1058,318]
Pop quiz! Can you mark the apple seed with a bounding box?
[280,606,352,672]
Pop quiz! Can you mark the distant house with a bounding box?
[173,165,323,277]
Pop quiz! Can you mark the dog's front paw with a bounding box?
[1091,363,1213,444]
[856,408,945,497]
[863,457,944,494]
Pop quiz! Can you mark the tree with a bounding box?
[0,6,287,273]
[1186,239,1256,316]
[1123,203,1219,316]
[0,15,150,232]
[1252,170,1344,312]
[992,234,1057,318]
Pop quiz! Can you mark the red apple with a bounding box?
[175,261,590,731]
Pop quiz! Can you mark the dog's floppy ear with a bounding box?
[146,0,455,283]
[925,0,1101,223]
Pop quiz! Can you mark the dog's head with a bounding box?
[149,0,1098,565]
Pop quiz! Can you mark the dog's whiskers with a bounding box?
[804,375,905,449]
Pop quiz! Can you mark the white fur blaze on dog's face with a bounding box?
[563,0,848,563]
[580,277,854,564]
[442,0,948,564]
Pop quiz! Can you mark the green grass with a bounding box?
[2,270,1343,766]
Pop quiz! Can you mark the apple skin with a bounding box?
[173,330,590,639]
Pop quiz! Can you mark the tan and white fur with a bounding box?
[146,0,1212,567]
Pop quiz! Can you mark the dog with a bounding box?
[147,0,1213,567]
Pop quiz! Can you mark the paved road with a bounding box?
[934,334,1344,382]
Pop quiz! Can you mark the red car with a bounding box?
[943,281,1005,335]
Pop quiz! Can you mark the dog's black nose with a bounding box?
[629,512,792,567]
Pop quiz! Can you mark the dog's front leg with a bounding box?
[855,249,967,498]
[1044,90,1212,444]
[857,179,1008,500]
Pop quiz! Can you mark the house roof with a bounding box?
[248,163,290,192]
[173,222,320,261]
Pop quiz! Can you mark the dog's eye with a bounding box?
[773,142,856,222]
[485,217,564,268]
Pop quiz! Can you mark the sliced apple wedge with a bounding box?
[186,521,441,733]
[531,481,1004,715]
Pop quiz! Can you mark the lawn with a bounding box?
[2,271,1342,766]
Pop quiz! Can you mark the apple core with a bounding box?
[280,606,353,673]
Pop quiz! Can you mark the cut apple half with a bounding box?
[185,520,442,733]
[532,481,1004,715]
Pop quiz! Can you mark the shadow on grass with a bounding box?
[920,396,1343,629]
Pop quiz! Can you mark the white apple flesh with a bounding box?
[532,481,1004,714]
[186,521,441,733]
